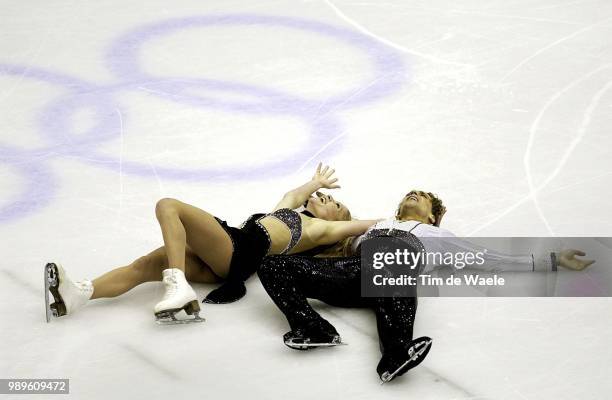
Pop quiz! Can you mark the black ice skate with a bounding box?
[378,336,432,384]
[283,319,346,350]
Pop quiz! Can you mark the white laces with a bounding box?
[77,280,93,294]
[162,275,178,300]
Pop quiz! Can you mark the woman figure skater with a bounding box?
[44,163,377,325]
[258,190,595,382]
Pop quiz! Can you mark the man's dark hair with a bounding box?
[428,192,444,226]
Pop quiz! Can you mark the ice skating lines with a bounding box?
[468,64,612,236]
[0,14,408,223]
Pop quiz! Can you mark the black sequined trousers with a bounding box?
[258,255,417,354]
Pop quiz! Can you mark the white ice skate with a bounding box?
[154,268,204,325]
[44,262,93,322]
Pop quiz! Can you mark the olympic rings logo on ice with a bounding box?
[0,14,408,223]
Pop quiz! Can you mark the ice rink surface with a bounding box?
[1,0,612,399]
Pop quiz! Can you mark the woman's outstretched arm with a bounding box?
[273,162,340,211]
[316,219,381,245]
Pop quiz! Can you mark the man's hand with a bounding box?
[557,249,595,271]
[312,162,340,190]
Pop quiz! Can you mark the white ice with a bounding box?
[1,0,611,399]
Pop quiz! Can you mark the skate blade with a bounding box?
[285,337,347,350]
[44,271,51,323]
[155,306,205,325]
[155,314,205,325]
[44,263,62,322]
[380,339,432,385]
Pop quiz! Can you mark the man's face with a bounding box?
[397,190,434,224]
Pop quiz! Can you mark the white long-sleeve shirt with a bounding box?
[353,219,557,272]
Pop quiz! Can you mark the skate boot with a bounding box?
[154,268,204,325]
[44,262,93,322]
[283,319,345,350]
[377,336,432,384]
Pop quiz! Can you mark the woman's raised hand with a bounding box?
[312,162,341,189]
[274,162,341,211]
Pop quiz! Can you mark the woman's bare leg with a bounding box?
[154,198,234,278]
[91,246,220,299]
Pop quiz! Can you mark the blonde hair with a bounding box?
[315,235,357,257]
[337,205,352,221]
[314,202,354,257]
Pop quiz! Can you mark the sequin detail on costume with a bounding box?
[358,228,426,271]
[268,208,302,254]
[258,255,417,353]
